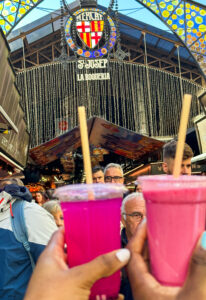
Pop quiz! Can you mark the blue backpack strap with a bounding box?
[10,200,35,270]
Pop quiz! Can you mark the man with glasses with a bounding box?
[104,163,124,184]
[120,192,146,300]
[121,192,145,245]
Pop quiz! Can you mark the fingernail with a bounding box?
[201,232,206,250]
[116,249,130,262]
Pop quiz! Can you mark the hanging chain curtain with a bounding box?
[16,61,203,148]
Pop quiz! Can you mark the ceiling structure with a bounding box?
[4,6,204,85]
[0,0,206,81]
[135,0,206,79]
[0,0,43,36]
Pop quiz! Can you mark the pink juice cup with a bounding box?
[54,183,126,299]
[139,175,206,286]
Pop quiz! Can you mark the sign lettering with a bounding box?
[77,73,110,81]
[76,12,103,21]
[78,59,108,70]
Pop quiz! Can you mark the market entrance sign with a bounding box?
[77,59,110,81]
[65,8,117,59]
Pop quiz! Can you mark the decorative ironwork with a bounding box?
[110,43,129,60]
[55,0,76,66]
[65,7,117,59]
[109,0,130,60]
[0,0,206,78]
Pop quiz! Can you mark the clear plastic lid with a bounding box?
[139,175,206,191]
[139,175,206,203]
[54,183,127,202]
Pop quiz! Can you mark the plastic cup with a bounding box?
[54,183,126,299]
[139,175,206,286]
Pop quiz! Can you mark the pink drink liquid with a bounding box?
[61,197,122,299]
[144,187,206,286]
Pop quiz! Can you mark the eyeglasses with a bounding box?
[105,176,123,182]
[123,212,144,222]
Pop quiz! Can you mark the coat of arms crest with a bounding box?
[76,19,104,49]
[64,1,117,59]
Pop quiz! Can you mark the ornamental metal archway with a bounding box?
[0,0,206,78]
[134,0,206,79]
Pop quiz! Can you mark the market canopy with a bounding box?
[29,117,164,165]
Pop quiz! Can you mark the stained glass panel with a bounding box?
[141,0,162,18]
[0,0,43,36]
[136,0,206,77]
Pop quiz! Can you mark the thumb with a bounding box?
[178,231,206,300]
[73,249,130,289]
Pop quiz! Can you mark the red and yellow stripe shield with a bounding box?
[76,20,104,49]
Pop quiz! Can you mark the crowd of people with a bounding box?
[0,140,205,300]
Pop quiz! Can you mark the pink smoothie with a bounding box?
[140,175,206,286]
[61,197,122,299]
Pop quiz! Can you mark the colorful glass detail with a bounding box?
[136,0,206,76]
[65,8,117,58]
[0,0,43,36]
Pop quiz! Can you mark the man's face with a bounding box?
[163,157,192,175]
[92,170,104,183]
[121,197,146,240]
[104,167,124,184]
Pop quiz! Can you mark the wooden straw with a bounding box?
[78,106,93,184]
[173,94,192,178]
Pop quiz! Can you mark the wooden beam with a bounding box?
[136,32,144,49]
[7,15,62,43]
[148,59,159,65]
[119,19,184,47]
[24,59,38,67]
[39,52,52,62]
[11,39,61,64]
[168,45,177,59]
[130,53,144,62]
[23,36,31,52]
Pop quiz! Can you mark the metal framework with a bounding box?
[135,0,206,79]
[0,0,44,36]
[0,0,205,80]
[8,15,204,84]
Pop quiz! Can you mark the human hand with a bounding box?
[24,227,130,300]
[126,220,206,300]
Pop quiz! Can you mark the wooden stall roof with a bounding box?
[30,116,164,166]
